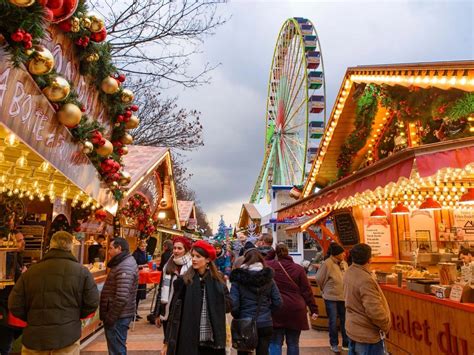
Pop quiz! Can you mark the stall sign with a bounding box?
[452,209,474,241]
[135,172,161,214]
[0,60,116,211]
[333,211,360,246]
[409,210,437,251]
[362,209,392,257]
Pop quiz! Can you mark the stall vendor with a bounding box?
[459,247,473,266]
[88,235,106,264]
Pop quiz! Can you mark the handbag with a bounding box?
[231,288,262,351]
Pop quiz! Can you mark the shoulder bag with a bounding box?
[231,287,262,351]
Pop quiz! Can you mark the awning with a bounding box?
[285,211,330,233]
[156,226,184,237]
[278,138,474,220]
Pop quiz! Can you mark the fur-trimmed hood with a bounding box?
[229,267,274,291]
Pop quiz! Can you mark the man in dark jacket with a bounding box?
[0,231,25,355]
[100,238,138,355]
[8,231,99,354]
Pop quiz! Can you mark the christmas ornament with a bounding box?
[8,0,35,7]
[85,53,99,62]
[46,0,63,10]
[117,74,126,83]
[124,110,132,119]
[101,76,119,94]
[118,146,128,155]
[10,30,24,42]
[119,171,131,186]
[90,131,104,145]
[95,209,107,222]
[90,27,106,42]
[75,36,90,47]
[130,105,139,112]
[42,76,70,102]
[57,103,82,128]
[57,19,72,32]
[87,12,105,33]
[120,89,134,103]
[23,33,32,42]
[24,41,33,49]
[125,115,139,129]
[96,139,113,156]
[27,46,55,75]
[81,141,94,154]
[120,133,133,145]
[112,181,119,188]
[44,8,54,21]
[71,17,80,32]
[81,17,91,29]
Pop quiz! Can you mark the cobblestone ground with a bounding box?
[81,290,348,355]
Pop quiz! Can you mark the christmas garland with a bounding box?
[0,0,140,201]
[336,83,473,179]
[120,194,158,235]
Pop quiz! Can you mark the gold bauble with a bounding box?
[101,77,119,95]
[119,146,128,155]
[121,89,134,103]
[96,139,113,157]
[57,103,82,128]
[125,115,139,129]
[82,141,94,154]
[120,133,134,145]
[81,17,92,29]
[28,46,55,75]
[8,0,35,7]
[112,181,119,188]
[42,76,70,102]
[71,25,80,33]
[85,53,99,62]
[119,171,132,186]
[87,12,105,33]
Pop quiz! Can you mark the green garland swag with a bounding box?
[0,0,136,202]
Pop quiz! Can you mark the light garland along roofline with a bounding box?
[302,61,474,199]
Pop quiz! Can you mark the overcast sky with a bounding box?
[172,0,473,232]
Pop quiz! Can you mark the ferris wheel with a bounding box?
[250,17,326,203]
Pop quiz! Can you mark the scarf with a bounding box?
[160,253,192,320]
[107,251,129,268]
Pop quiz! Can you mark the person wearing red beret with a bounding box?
[164,240,231,355]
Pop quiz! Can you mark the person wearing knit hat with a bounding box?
[154,236,192,336]
[164,240,230,354]
[315,243,349,353]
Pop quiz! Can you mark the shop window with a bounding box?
[277,233,298,252]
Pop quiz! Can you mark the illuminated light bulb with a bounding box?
[18,192,24,198]
[29,195,34,201]
[449,77,456,85]
[39,162,50,173]
[439,77,447,84]
[452,186,457,192]
[16,153,28,168]
[422,77,429,84]
[13,188,19,194]
[32,181,39,188]
[15,177,23,185]
[414,76,422,84]
[408,77,415,84]
[5,133,19,147]
[48,182,55,191]
[7,190,13,197]
[459,77,467,85]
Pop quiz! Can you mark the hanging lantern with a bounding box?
[42,76,70,102]
[101,76,119,94]
[370,207,387,218]
[27,46,55,75]
[419,197,442,211]
[57,103,82,128]
[96,139,113,156]
[391,203,410,215]
[459,188,474,205]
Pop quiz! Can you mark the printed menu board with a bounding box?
[333,212,359,246]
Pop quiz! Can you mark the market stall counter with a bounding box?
[381,284,474,355]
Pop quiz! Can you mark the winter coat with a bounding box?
[166,272,231,355]
[133,248,148,299]
[158,249,172,272]
[8,249,99,350]
[343,264,391,344]
[229,266,282,328]
[315,256,348,301]
[100,252,138,326]
[214,249,232,277]
[267,256,318,330]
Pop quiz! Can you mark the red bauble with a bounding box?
[124,110,132,118]
[57,20,72,32]
[80,106,86,112]
[117,74,126,83]
[90,27,107,42]
[112,161,121,172]
[24,41,33,49]
[23,33,32,43]
[112,141,123,148]
[46,0,63,10]
[44,8,54,21]
[130,105,139,112]
[109,173,120,181]
[37,0,48,5]
[11,31,24,42]
[117,114,124,122]
[99,138,106,146]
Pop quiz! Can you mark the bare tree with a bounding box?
[131,91,203,150]
[91,0,227,88]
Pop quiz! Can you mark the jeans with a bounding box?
[324,300,348,347]
[104,317,133,355]
[269,328,301,355]
[348,338,385,355]
[237,326,273,355]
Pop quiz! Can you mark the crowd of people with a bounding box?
[1,230,395,355]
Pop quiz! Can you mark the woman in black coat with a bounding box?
[132,239,148,319]
[230,249,282,355]
[165,240,231,355]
